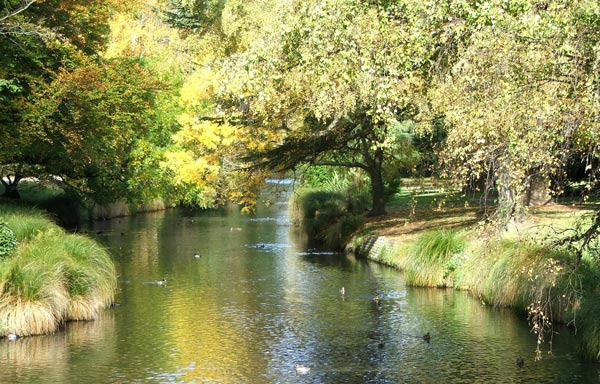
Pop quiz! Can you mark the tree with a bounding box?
[22,58,166,204]
[215,0,434,216]
[0,0,119,197]
[428,0,600,224]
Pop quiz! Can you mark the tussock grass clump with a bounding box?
[405,230,465,287]
[578,291,600,360]
[0,249,70,336]
[0,205,56,242]
[291,189,365,249]
[469,240,579,319]
[0,204,117,336]
[62,235,117,320]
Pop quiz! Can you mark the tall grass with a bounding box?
[0,248,70,336]
[404,230,465,287]
[0,204,117,336]
[62,235,117,320]
[0,204,57,241]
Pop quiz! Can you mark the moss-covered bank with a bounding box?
[0,204,117,337]
[346,212,600,361]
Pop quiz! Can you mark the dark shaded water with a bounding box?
[1,199,599,383]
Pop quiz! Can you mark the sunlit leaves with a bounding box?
[428,0,600,220]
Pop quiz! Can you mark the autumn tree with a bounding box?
[213,0,436,216]
[429,0,600,223]
[22,58,166,204]
[0,0,118,197]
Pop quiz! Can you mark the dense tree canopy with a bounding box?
[428,0,600,222]
[0,0,598,226]
[209,0,440,215]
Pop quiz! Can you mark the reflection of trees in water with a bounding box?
[0,310,115,382]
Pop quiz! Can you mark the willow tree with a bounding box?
[429,0,600,223]
[215,0,435,216]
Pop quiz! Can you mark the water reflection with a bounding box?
[0,202,598,383]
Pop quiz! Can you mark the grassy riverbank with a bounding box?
[293,183,600,360]
[0,203,117,336]
[347,195,600,360]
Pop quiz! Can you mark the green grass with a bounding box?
[404,230,465,287]
[0,204,117,336]
[1,205,60,241]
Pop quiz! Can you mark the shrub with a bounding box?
[0,222,17,258]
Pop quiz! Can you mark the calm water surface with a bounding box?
[1,199,599,383]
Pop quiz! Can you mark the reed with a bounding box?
[404,230,465,287]
[92,200,130,220]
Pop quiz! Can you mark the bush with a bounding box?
[0,222,17,258]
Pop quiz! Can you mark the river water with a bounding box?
[0,197,599,383]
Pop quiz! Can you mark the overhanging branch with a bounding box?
[312,160,368,170]
[0,1,37,23]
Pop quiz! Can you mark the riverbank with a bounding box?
[346,202,600,361]
[0,203,117,337]
[3,181,169,227]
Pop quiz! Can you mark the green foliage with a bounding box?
[292,188,366,249]
[0,222,17,259]
[405,230,465,287]
[22,58,168,204]
[163,0,226,33]
[429,0,600,223]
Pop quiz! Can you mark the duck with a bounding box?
[373,295,380,304]
[340,287,345,295]
[423,332,431,343]
[295,364,310,375]
[7,334,17,341]
[194,253,201,259]
[516,356,524,369]
[155,279,167,286]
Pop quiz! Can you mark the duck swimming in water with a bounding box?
[155,279,167,286]
[516,356,524,369]
[423,332,431,343]
[340,287,345,295]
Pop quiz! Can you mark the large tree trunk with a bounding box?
[1,174,21,199]
[495,161,549,224]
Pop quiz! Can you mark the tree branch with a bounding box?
[312,160,368,170]
[0,1,37,23]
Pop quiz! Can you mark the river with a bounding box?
[0,197,598,383]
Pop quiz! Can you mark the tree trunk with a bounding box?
[368,165,386,216]
[4,183,20,199]
[495,161,550,224]
[1,175,21,199]
[363,142,386,217]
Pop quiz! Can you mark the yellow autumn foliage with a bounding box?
[162,150,220,186]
